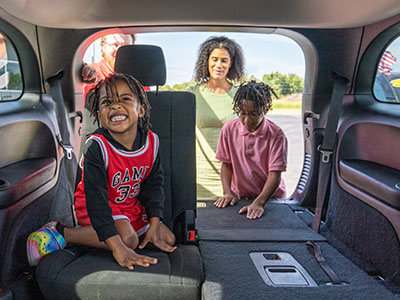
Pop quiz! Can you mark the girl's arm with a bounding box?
[105,234,157,270]
[85,141,160,267]
[84,140,119,241]
[238,171,281,219]
[137,150,164,219]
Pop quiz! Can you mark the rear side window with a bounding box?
[0,32,22,101]
[373,37,400,103]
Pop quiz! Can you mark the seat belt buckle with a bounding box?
[317,145,333,163]
[187,229,198,243]
[57,134,74,160]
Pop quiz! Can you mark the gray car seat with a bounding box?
[35,45,203,300]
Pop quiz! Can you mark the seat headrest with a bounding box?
[114,45,166,86]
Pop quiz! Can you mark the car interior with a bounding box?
[0,1,399,299]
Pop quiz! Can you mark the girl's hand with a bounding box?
[214,193,238,208]
[238,201,264,219]
[139,219,177,253]
[113,245,157,270]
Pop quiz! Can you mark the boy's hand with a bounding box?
[113,244,157,270]
[139,219,177,253]
[238,201,264,219]
[214,194,238,208]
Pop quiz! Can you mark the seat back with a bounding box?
[80,45,196,241]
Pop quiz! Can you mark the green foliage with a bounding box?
[159,72,303,101]
[160,80,196,91]
[272,98,302,110]
[8,72,22,90]
[262,72,303,98]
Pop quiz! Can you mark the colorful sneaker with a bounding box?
[27,221,66,267]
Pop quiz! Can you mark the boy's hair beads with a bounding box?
[233,80,277,116]
[87,73,151,131]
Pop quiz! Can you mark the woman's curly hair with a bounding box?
[86,73,151,132]
[233,80,277,116]
[194,36,244,83]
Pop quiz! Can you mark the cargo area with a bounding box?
[196,200,398,300]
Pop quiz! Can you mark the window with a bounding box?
[373,37,400,103]
[82,31,305,196]
[0,32,22,101]
[135,31,305,196]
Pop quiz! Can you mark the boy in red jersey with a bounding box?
[27,73,175,269]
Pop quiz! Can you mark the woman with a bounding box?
[187,36,245,201]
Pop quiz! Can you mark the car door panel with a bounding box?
[339,159,400,209]
[0,95,61,204]
[0,17,68,292]
[0,97,64,286]
[0,157,56,208]
[336,104,400,240]
[326,18,400,285]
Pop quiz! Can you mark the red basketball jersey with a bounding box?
[74,130,159,232]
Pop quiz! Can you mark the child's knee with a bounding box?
[121,232,139,249]
[160,224,176,245]
[166,234,175,246]
[165,231,176,246]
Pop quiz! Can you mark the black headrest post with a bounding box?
[114,45,167,87]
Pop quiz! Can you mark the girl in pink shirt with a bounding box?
[215,81,288,219]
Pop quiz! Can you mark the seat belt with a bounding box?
[312,72,349,232]
[47,71,74,159]
[47,71,78,226]
[306,241,342,285]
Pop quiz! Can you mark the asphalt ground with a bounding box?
[267,110,303,196]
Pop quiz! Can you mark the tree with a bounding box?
[157,72,304,97]
[262,72,303,97]
[262,72,284,97]
[160,80,196,91]
[7,72,22,90]
[287,73,303,94]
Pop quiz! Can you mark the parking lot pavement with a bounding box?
[267,111,303,196]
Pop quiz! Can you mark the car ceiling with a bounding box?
[0,0,400,29]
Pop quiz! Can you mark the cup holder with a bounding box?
[0,179,9,190]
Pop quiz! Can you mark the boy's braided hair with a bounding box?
[87,73,151,132]
[233,80,277,116]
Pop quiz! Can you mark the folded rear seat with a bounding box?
[36,45,203,299]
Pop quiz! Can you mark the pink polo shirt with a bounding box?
[216,117,287,198]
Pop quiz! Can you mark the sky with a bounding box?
[387,38,400,73]
[83,31,305,86]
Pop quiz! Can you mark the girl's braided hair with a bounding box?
[233,80,277,116]
[194,36,244,83]
[86,73,151,131]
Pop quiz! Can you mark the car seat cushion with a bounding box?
[36,245,203,300]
